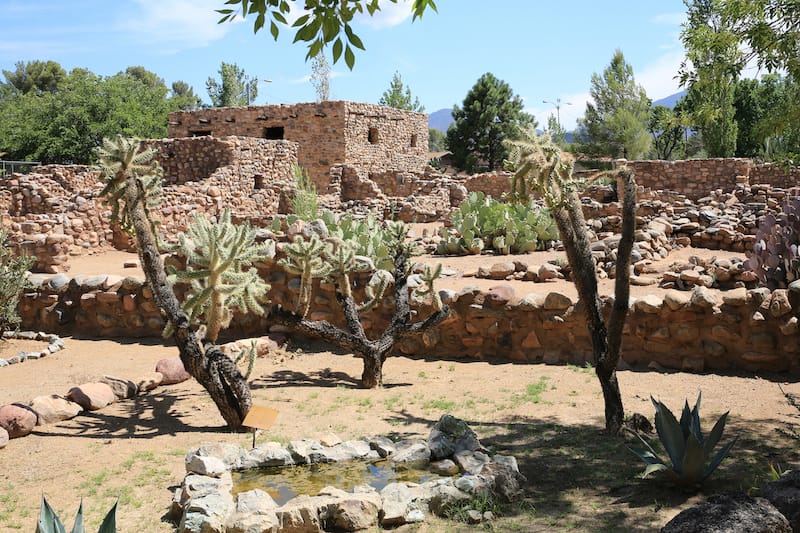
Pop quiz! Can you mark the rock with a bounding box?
[466,509,483,524]
[29,394,82,425]
[538,263,563,281]
[428,414,482,460]
[273,494,324,531]
[379,483,416,526]
[543,292,572,310]
[186,455,228,478]
[366,436,396,458]
[155,357,191,385]
[235,488,278,515]
[239,442,294,469]
[318,488,381,531]
[634,294,663,314]
[760,469,800,531]
[721,287,748,306]
[191,443,246,469]
[485,284,515,308]
[319,432,342,447]
[430,459,460,476]
[661,492,791,533]
[180,491,235,533]
[664,290,691,310]
[225,511,279,533]
[0,427,8,448]
[770,290,792,318]
[67,383,116,411]
[100,375,138,400]
[690,286,720,309]
[488,262,515,280]
[0,404,37,438]
[288,439,328,464]
[137,372,164,392]
[390,439,430,464]
[454,450,491,475]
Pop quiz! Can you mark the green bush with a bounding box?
[0,229,34,336]
[437,192,558,255]
[629,393,737,490]
[290,164,318,221]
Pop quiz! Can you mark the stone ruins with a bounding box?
[2,100,800,376]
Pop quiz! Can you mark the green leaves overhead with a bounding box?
[216,0,437,69]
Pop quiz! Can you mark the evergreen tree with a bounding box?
[2,60,65,94]
[379,71,424,112]
[575,49,652,159]
[648,105,685,160]
[428,128,446,152]
[445,72,534,172]
[206,62,257,107]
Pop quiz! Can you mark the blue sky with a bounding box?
[2,1,689,130]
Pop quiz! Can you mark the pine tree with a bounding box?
[446,73,534,172]
[379,71,424,112]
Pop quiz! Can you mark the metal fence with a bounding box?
[0,160,41,176]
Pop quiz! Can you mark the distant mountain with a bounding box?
[653,90,687,109]
[428,108,454,132]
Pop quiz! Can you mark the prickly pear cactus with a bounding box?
[748,189,800,289]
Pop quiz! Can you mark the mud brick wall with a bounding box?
[17,261,800,375]
[168,101,428,192]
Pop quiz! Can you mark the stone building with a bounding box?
[167,101,429,191]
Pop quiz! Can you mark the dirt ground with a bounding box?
[1,240,799,532]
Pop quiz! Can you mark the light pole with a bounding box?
[542,98,572,129]
[245,76,273,105]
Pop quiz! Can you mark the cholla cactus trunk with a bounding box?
[98,137,252,430]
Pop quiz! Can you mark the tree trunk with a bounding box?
[361,349,384,389]
[124,183,252,430]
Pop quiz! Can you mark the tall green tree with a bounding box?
[379,71,424,112]
[648,105,685,160]
[206,62,257,107]
[217,0,437,69]
[575,49,652,159]
[445,72,534,172]
[680,0,743,157]
[170,80,202,110]
[2,60,65,94]
[428,128,446,152]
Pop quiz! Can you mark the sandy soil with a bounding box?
[1,241,798,532]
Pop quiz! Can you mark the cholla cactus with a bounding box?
[96,135,163,235]
[415,263,443,311]
[168,208,274,345]
[279,234,330,316]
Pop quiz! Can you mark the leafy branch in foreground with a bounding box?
[629,393,737,490]
[216,0,437,68]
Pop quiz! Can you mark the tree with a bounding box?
[170,80,202,110]
[206,62,257,107]
[445,72,534,172]
[379,71,424,112]
[648,105,685,160]
[506,128,637,434]
[574,49,652,159]
[310,54,331,101]
[97,136,253,429]
[428,128,446,152]
[0,229,34,337]
[218,0,437,69]
[2,60,65,94]
[545,114,567,147]
[680,0,742,157]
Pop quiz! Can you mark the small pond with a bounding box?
[233,460,451,506]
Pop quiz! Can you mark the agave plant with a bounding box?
[629,393,737,489]
[36,496,117,533]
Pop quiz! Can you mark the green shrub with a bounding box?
[0,229,34,336]
[629,393,737,490]
[437,192,558,256]
[36,496,117,533]
[290,164,318,221]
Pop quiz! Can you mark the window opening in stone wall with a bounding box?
[254,174,266,190]
[263,126,285,140]
[191,130,212,137]
[368,127,379,144]
[410,134,418,148]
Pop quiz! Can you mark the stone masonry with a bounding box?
[167,101,429,192]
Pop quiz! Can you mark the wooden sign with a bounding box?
[243,405,279,430]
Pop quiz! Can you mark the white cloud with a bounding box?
[356,0,413,29]
[125,0,238,48]
[636,50,685,100]
[653,12,685,26]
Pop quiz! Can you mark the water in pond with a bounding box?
[233,460,449,506]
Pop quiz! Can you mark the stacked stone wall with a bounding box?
[463,172,512,199]
[17,270,800,375]
[751,163,800,189]
[168,101,428,192]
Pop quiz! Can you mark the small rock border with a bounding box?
[173,415,527,533]
[0,330,65,368]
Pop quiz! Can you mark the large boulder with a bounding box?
[67,383,116,411]
[155,357,191,385]
[760,470,800,531]
[0,403,38,438]
[661,492,791,533]
[29,394,82,425]
[428,414,482,460]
